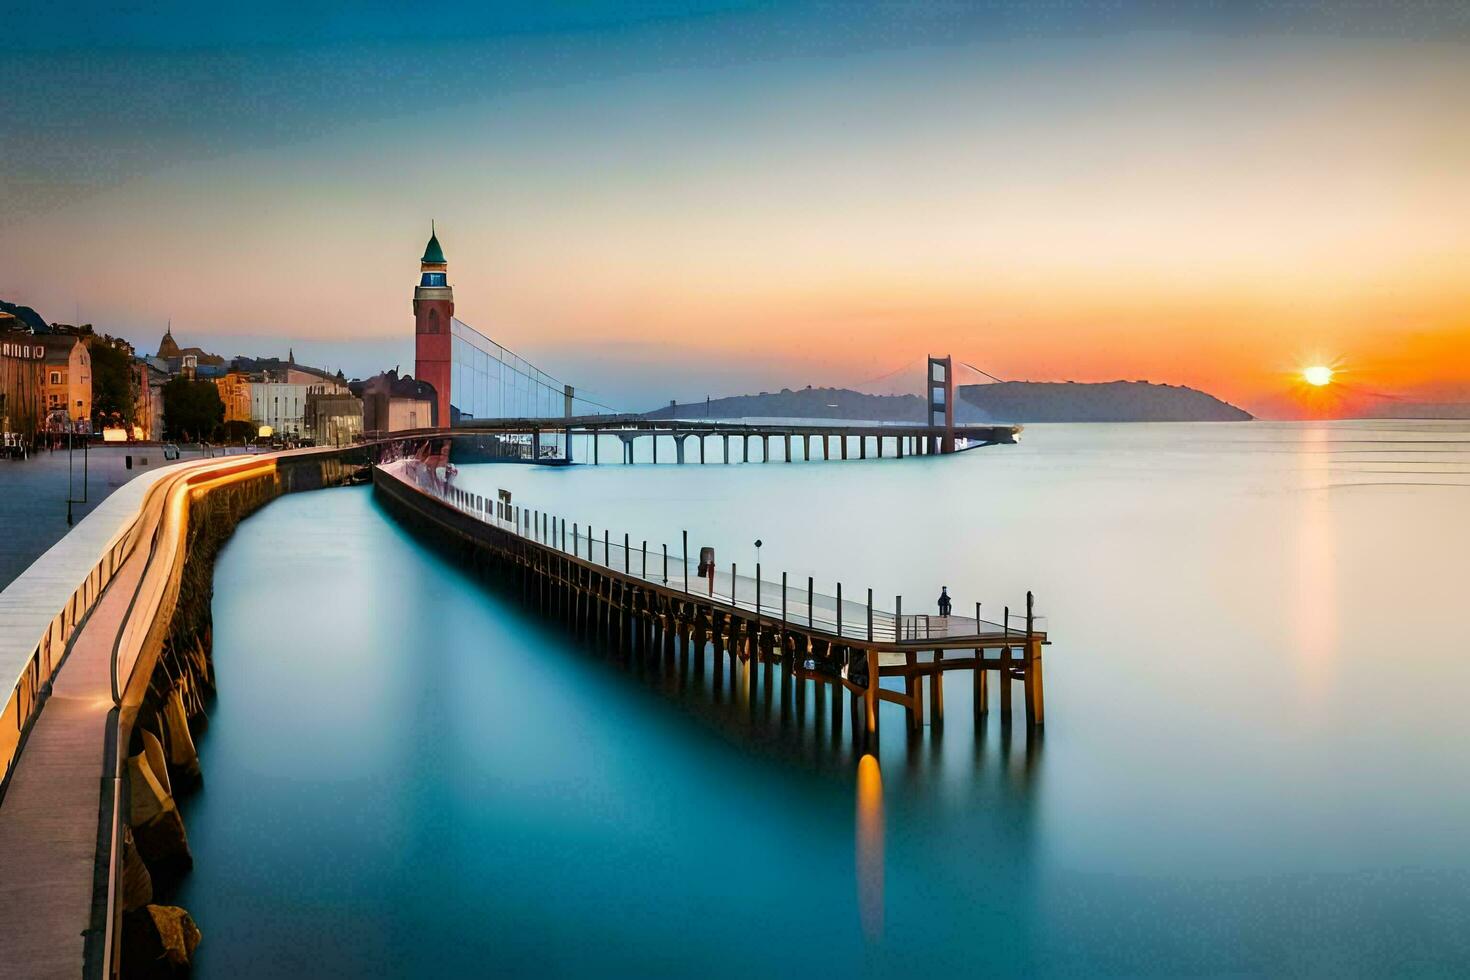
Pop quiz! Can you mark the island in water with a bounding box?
[645,380,1252,423]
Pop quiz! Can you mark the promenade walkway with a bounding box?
[0,465,173,977]
[0,445,188,591]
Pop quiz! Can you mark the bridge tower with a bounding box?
[927,354,955,453]
[413,223,454,427]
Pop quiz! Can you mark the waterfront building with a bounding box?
[413,224,453,428]
[39,334,91,432]
[0,328,44,441]
[250,380,310,437]
[133,359,168,441]
[355,369,436,435]
[155,326,225,375]
[305,385,364,445]
[214,370,253,424]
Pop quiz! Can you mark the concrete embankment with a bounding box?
[0,445,372,978]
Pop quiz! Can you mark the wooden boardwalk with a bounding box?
[377,457,1049,735]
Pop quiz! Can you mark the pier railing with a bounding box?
[389,458,1044,647]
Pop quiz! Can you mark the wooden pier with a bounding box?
[374,458,1049,736]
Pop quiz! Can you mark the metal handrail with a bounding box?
[390,457,1040,646]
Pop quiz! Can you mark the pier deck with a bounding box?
[376,457,1049,736]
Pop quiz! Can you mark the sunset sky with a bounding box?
[3,2,1467,416]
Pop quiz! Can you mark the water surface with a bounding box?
[178,421,1470,975]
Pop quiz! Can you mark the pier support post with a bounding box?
[1000,647,1013,723]
[865,650,881,741]
[973,650,988,721]
[1025,638,1045,727]
[841,437,848,460]
[930,651,944,727]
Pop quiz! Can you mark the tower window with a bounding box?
[420,272,447,287]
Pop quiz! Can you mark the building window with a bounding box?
[50,371,61,384]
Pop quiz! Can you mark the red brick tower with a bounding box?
[413,223,454,427]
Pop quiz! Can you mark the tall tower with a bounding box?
[927,354,955,453]
[413,222,454,427]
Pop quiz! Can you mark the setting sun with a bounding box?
[1303,365,1334,387]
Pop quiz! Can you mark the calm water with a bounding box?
[177,421,1470,976]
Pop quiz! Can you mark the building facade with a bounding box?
[133,360,168,441]
[40,335,91,432]
[214,370,253,424]
[249,381,309,437]
[357,370,435,436]
[305,386,363,446]
[0,331,45,442]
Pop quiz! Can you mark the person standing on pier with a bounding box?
[937,586,952,618]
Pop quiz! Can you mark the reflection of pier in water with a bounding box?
[375,454,1052,738]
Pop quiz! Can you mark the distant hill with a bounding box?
[958,381,1251,422]
[645,380,1251,423]
[0,300,49,333]
[645,387,927,422]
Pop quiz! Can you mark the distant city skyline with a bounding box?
[4,1,1468,417]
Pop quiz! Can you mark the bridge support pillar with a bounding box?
[784,433,791,462]
[722,434,729,463]
[674,434,686,465]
